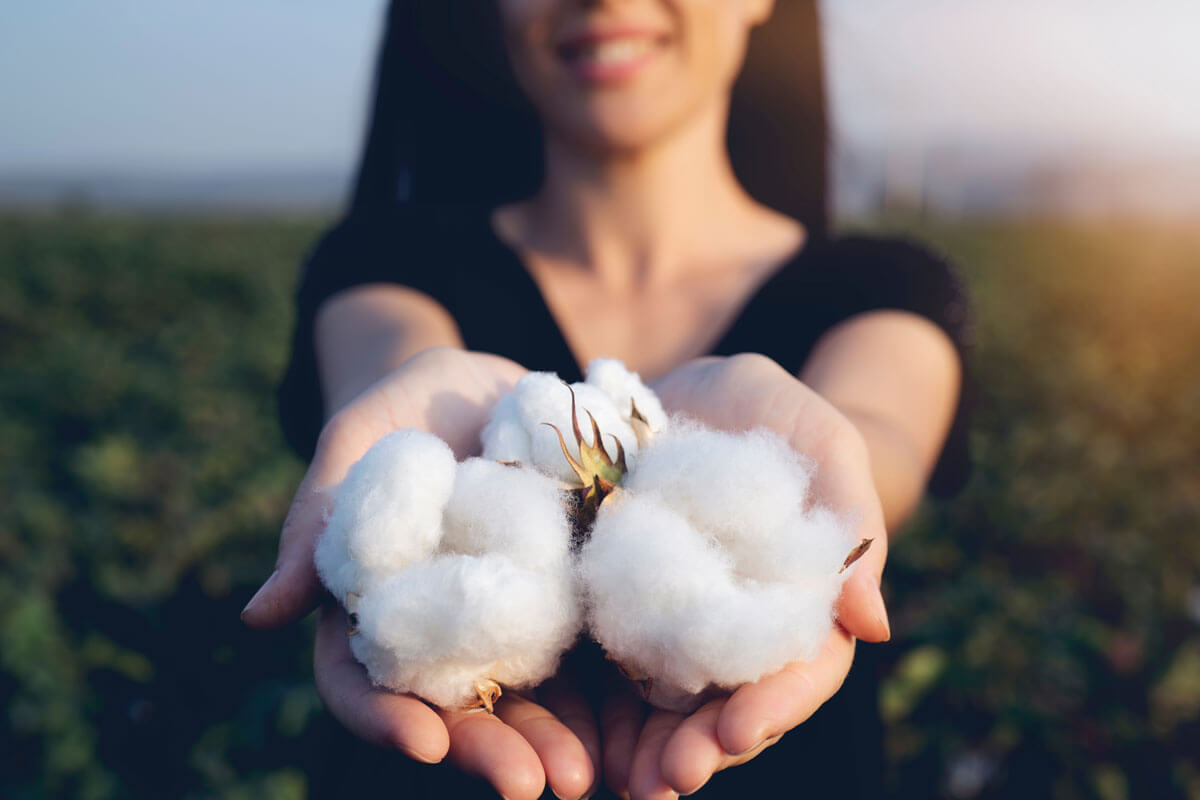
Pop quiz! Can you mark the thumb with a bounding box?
[241,413,374,629]
[834,536,890,643]
[241,478,330,629]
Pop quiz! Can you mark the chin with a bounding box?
[566,114,673,155]
[547,94,699,156]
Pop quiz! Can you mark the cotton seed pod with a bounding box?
[316,430,581,711]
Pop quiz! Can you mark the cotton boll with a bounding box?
[624,423,812,562]
[315,429,456,600]
[579,492,738,709]
[579,424,858,712]
[316,428,582,710]
[352,553,580,708]
[481,371,637,483]
[584,358,668,434]
[441,458,571,573]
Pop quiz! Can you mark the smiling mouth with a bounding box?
[556,33,670,78]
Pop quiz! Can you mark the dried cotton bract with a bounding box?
[578,422,864,712]
[315,430,580,710]
[480,358,668,483]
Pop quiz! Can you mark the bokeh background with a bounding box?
[2,1,1198,798]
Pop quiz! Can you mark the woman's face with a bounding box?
[498,0,774,153]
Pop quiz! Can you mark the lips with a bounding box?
[556,28,670,83]
[565,36,658,65]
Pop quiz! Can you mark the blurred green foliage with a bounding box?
[0,214,318,799]
[0,212,1197,798]
[864,217,1200,799]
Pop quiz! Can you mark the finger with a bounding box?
[835,533,890,642]
[241,410,387,629]
[628,709,686,800]
[660,699,787,795]
[496,692,595,800]
[539,675,603,798]
[242,350,524,629]
[600,680,647,798]
[716,630,855,757]
[312,604,450,762]
[239,489,326,628]
[658,698,727,795]
[441,707,547,800]
[803,416,891,644]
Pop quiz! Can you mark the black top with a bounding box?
[277,204,972,799]
[279,204,972,496]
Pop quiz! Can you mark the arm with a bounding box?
[800,309,962,532]
[613,313,962,797]
[249,286,602,800]
[314,284,463,414]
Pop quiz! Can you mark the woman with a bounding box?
[242,1,970,797]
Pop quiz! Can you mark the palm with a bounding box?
[246,350,888,799]
[595,355,891,798]
[244,348,600,800]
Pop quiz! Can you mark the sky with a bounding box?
[0,0,384,173]
[1,0,1198,210]
[824,0,1200,159]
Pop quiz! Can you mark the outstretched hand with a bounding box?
[241,347,600,800]
[243,349,888,799]
[600,354,891,799]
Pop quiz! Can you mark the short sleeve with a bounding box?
[276,208,453,460]
[721,235,975,498]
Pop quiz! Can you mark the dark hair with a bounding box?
[350,0,829,234]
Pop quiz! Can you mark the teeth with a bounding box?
[574,38,655,66]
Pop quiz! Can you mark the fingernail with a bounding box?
[871,587,891,641]
[399,745,438,765]
[241,569,278,621]
[733,737,763,757]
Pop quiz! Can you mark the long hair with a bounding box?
[349,0,829,234]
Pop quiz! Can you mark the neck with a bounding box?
[520,99,763,290]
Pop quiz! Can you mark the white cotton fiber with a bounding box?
[318,364,858,714]
[623,422,812,556]
[584,357,669,434]
[351,553,578,709]
[316,429,580,709]
[481,372,638,482]
[578,424,859,712]
[315,429,456,601]
[440,458,571,573]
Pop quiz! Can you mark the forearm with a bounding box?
[314,284,464,416]
[833,406,929,532]
[800,310,962,535]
